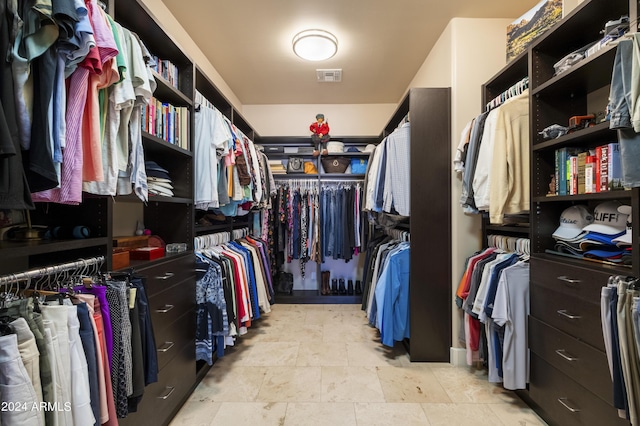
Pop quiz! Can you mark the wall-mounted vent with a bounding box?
[316,69,342,83]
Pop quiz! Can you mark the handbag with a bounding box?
[304,161,318,174]
[274,271,294,295]
[287,157,304,174]
[321,156,350,173]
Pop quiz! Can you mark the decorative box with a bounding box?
[113,235,149,249]
[112,248,130,270]
[129,246,165,260]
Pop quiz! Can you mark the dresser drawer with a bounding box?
[529,316,613,404]
[531,257,610,306]
[149,277,195,331]
[137,254,195,297]
[155,310,196,372]
[529,354,626,426]
[530,284,605,351]
[119,340,196,426]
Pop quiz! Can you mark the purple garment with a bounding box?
[74,285,113,370]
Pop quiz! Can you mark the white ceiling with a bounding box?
[160,0,542,105]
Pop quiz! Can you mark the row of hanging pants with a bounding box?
[0,274,158,426]
[602,276,640,425]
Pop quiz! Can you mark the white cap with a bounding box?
[582,201,629,235]
[613,205,632,245]
[552,205,594,241]
[364,144,376,153]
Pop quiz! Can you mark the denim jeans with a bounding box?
[610,40,640,187]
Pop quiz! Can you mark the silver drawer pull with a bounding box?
[155,304,175,313]
[558,397,580,413]
[155,272,175,280]
[557,276,581,285]
[557,309,581,320]
[157,341,175,353]
[157,386,175,400]
[555,349,578,362]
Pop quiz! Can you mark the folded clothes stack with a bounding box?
[145,161,175,197]
[269,160,286,174]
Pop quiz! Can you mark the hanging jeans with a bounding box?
[609,39,640,187]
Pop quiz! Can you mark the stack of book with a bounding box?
[151,55,179,89]
[549,142,623,196]
[141,97,190,150]
[269,160,286,175]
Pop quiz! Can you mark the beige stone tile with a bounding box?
[256,367,322,402]
[304,309,344,325]
[322,323,372,343]
[192,366,267,402]
[430,366,519,403]
[488,400,548,425]
[284,403,357,426]
[325,303,362,311]
[241,324,287,342]
[321,366,385,402]
[258,309,306,325]
[277,324,325,343]
[296,341,349,367]
[168,399,221,426]
[377,366,452,403]
[228,341,300,366]
[421,403,503,426]
[346,341,409,367]
[354,402,431,425]
[211,402,287,425]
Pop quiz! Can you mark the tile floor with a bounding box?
[169,303,547,426]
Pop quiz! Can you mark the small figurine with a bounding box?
[310,113,330,156]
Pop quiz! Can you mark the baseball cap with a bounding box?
[552,205,594,241]
[613,205,632,246]
[582,201,629,235]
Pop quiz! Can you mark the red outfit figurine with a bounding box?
[310,113,330,156]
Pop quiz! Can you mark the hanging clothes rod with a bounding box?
[0,256,105,286]
[485,76,529,112]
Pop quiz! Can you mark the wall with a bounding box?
[242,104,397,137]
[139,0,242,109]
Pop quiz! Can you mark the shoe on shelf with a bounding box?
[355,280,362,295]
[347,280,354,295]
[331,279,338,295]
[339,278,347,295]
[313,150,320,157]
[321,271,330,295]
[321,149,328,156]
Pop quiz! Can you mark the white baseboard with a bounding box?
[450,347,466,367]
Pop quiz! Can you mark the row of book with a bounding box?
[150,55,179,89]
[550,143,623,196]
[141,97,190,150]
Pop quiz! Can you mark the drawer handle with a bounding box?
[157,341,175,353]
[555,349,578,362]
[155,304,175,313]
[157,386,175,400]
[558,397,581,413]
[557,276,581,286]
[155,272,175,280]
[557,310,581,320]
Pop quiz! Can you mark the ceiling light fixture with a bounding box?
[292,29,338,61]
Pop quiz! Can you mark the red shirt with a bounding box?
[310,121,330,136]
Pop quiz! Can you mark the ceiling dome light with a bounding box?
[292,29,338,61]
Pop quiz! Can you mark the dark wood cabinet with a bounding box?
[526,1,636,424]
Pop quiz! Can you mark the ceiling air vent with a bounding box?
[316,69,342,83]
